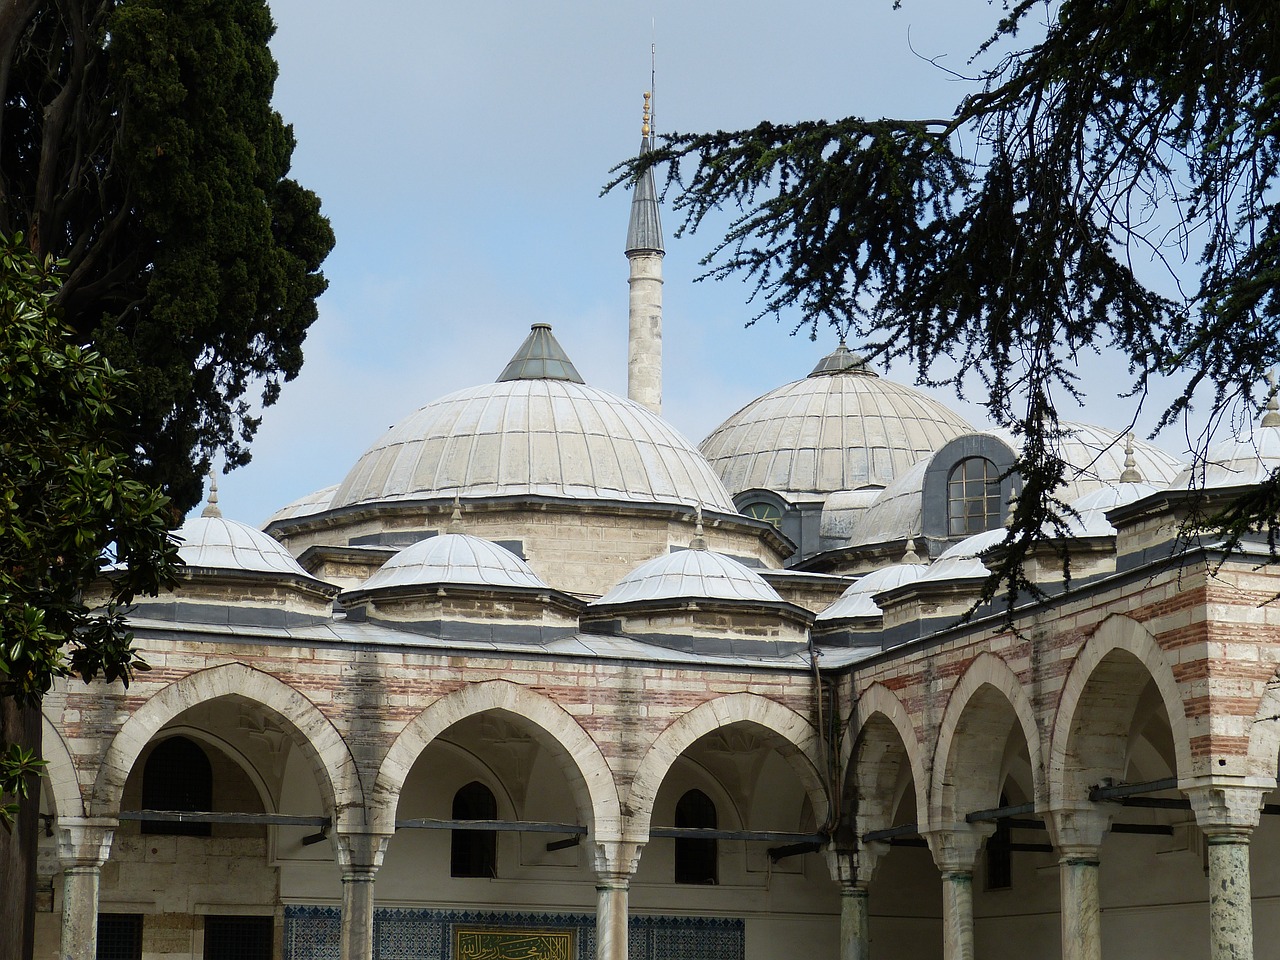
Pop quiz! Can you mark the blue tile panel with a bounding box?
[283,905,744,960]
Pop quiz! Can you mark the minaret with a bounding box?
[626,92,664,415]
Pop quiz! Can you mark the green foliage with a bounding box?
[611,0,1280,607]
[0,0,334,511]
[0,234,179,824]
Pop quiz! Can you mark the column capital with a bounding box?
[1184,783,1268,839]
[56,817,116,869]
[1045,804,1111,860]
[826,844,886,887]
[591,839,642,885]
[334,830,392,877]
[922,823,993,875]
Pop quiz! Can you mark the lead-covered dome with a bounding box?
[331,325,736,513]
[359,533,549,592]
[177,513,314,578]
[593,548,783,606]
[699,344,973,500]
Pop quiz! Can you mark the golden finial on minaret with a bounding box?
[642,91,651,137]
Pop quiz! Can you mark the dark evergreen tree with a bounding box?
[0,0,335,512]
[613,0,1280,603]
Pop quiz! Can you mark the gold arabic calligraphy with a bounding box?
[453,927,573,960]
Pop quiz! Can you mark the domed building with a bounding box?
[35,108,1280,960]
[699,342,974,560]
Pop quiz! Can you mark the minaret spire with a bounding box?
[626,89,665,415]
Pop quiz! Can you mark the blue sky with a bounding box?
[210,1,1194,526]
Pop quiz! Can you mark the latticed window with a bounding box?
[204,916,272,960]
[946,457,1002,536]
[97,914,143,960]
[451,781,498,878]
[742,500,782,529]
[141,736,212,837]
[674,789,718,885]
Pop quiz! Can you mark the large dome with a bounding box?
[332,325,736,513]
[699,344,973,500]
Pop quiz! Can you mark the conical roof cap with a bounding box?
[496,324,584,383]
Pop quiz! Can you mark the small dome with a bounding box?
[360,534,548,592]
[266,485,339,525]
[1169,424,1280,490]
[593,550,783,606]
[332,326,735,512]
[176,515,312,578]
[816,562,928,621]
[920,528,1010,582]
[700,349,973,500]
[1056,483,1160,537]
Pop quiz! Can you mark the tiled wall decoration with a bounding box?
[283,905,744,960]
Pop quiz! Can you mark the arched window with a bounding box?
[451,781,497,878]
[947,457,1003,536]
[674,788,718,885]
[741,500,782,529]
[141,736,212,837]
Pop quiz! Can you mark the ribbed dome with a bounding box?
[1057,483,1159,537]
[266,485,338,525]
[176,515,312,578]
[700,350,973,500]
[332,378,735,512]
[1169,423,1280,490]
[920,528,1011,583]
[816,562,928,621]
[593,549,783,606]
[360,534,548,592]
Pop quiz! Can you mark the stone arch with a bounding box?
[372,680,622,841]
[931,652,1044,823]
[91,662,361,827]
[1049,614,1191,806]
[40,712,83,820]
[626,693,827,843]
[847,683,929,831]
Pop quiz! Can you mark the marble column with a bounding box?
[592,841,641,960]
[1046,806,1111,960]
[335,831,391,960]
[828,844,884,960]
[1187,784,1268,960]
[924,826,991,960]
[57,818,116,960]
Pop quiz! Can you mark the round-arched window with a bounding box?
[947,457,1002,536]
[741,501,782,529]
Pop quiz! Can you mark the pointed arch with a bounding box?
[626,693,827,843]
[40,711,84,820]
[371,680,622,841]
[848,683,929,831]
[91,662,361,827]
[1049,614,1191,806]
[931,652,1045,823]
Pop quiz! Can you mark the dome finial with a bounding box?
[1118,431,1144,483]
[447,495,464,534]
[200,468,222,519]
[689,504,708,551]
[642,91,651,137]
[1263,369,1280,428]
[901,536,923,564]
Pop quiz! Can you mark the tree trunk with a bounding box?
[0,698,42,960]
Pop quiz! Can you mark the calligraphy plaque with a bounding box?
[452,926,574,960]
